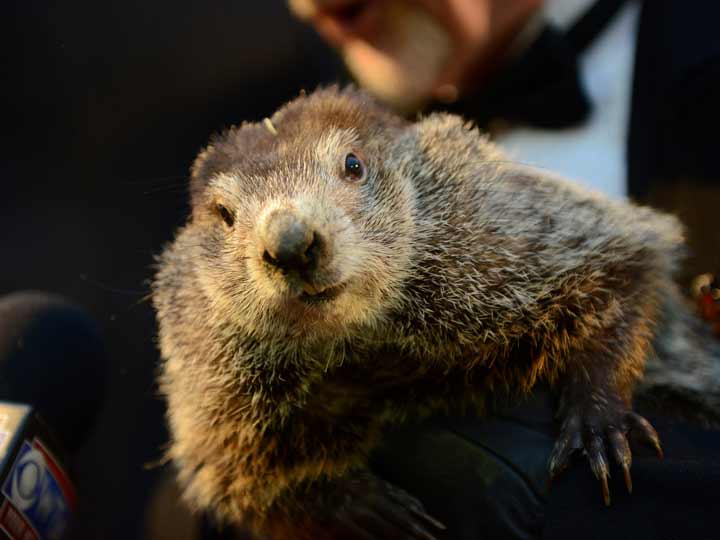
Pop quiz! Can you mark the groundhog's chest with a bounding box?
[303,343,502,422]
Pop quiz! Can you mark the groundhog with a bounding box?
[153,86,720,539]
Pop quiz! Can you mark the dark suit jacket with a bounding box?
[629,0,720,280]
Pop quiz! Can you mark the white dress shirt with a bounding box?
[495,0,640,199]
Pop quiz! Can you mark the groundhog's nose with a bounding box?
[260,210,322,274]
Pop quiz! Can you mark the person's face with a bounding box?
[289,0,543,110]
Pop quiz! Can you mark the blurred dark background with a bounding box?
[3,2,342,538]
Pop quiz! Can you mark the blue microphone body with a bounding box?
[0,404,75,540]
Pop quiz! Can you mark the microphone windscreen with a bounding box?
[0,292,106,454]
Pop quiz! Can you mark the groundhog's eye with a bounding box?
[215,203,235,227]
[343,153,366,182]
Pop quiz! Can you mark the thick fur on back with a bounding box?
[153,86,719,525]
[640,289,720,425]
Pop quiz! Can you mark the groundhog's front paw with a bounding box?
[548,395,663,505]
[308,471,446,540]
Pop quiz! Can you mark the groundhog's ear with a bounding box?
[190,145,214,184]
[408,113,502,167]
[188,143,221,208]
[190,145,214,206]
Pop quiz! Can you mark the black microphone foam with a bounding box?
[0,291,106,454]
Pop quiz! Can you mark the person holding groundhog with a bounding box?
[182,1,720,539]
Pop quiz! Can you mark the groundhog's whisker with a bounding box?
[119,175,189,185]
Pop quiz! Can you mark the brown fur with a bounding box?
[152,86,716,536]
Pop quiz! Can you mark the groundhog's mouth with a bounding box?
[298,282,347,305]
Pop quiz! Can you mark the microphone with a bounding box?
[0,292,106,540]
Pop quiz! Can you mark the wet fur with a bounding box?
[153,87,719,533]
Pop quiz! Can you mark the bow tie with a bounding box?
[447,0,630,129]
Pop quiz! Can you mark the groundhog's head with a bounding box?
[185,87,419,340]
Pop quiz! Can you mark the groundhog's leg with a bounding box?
[263,470,445,540]
[548,340,664,505]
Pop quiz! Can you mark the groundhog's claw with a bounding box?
[625,411,664,458]
[583,425,612,505]
[315,471,445,540]
[547,414,582,477]
[549,402,662,506]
